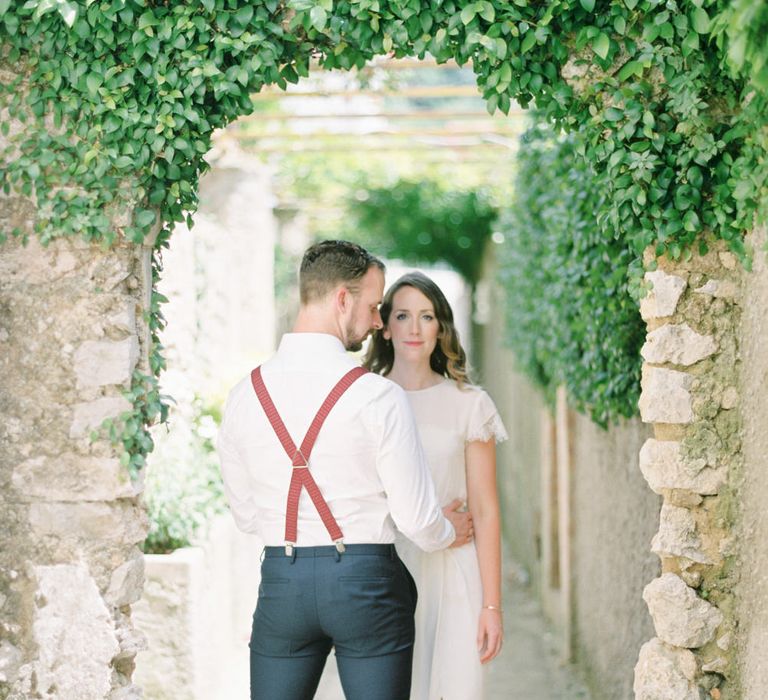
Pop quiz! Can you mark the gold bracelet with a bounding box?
[482,604,503,612]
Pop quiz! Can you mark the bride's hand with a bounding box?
[477,608,503,664]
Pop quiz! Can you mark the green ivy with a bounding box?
[345,179,497,285]
[92,228,171,478]
[2,0,767,459]
[498,123,646,427]
[1,0,764,255]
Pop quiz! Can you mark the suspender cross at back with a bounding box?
[250,365,369,554]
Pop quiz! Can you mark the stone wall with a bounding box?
[132,515,260,700]
[475,310,545,587]
[0,235,150,699]
[732,227,768,699]
[633,241,743,700]
[571,413,658,699]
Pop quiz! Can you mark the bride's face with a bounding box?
[384,286,440,365]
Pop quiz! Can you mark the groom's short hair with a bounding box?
[299,240,385,305]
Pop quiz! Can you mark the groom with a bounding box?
[217,240,473,700]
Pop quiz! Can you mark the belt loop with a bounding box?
[260,547,266,563]
[390,545,395,561]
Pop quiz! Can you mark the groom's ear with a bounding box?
[382,327,391,340]
[334,285,351,313]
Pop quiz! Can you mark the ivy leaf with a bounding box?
[591,32,609,60]
[580,0,595,12]
[478,1,495,22]
[310,6,327,31]
[135,209,157,228]
[86,73,103,95]
[521,31,536,53]
[0,0,10,16]
[234,6,254,27]
[138,11,158,30]
[617,60,642,81]
[460,5,477,25]
[690,7,710,34]
[56,0,77,26]
[682,30,700,57]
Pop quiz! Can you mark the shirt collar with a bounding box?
[276,332,347,361]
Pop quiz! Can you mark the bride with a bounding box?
[364,271,507,700]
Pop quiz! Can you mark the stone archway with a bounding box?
[0,2,758,697]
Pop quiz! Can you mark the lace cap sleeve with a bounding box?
[466,389,508,444]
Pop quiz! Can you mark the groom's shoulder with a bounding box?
[357,371,409,407]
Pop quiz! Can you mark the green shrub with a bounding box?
[142,398,226,554]
[346,178,498,285]
[498,123,646,427]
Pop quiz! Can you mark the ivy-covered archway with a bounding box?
[1,0,766,696]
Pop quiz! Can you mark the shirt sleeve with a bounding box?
[217,390,261,535]
[372,382,456,552]
[466,389,509,444]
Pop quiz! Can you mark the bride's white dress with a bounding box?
[396,378,508,700]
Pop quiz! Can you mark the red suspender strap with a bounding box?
[251,365,368,550]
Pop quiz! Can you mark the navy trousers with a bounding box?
[250,543,418,700]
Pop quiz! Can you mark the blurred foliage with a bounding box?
[142,397,227,554]
[346,178,497,284]
[498,123,645,427]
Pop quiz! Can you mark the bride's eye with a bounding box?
[395,312,407,321]
[423,314,434,321]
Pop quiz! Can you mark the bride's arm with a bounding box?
[466,439,503,664]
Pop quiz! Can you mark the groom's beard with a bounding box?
[344,322,368,352]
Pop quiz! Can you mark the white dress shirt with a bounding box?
[217,333,455,552]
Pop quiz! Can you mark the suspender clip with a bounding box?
[284,542,295,558]
[334,540,345,554]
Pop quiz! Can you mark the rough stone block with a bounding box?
[652,502,712,564]
[639,439,726,495]
[0,236,80,285]
[643,573,723,648]
[114,624,148,662]
[70,396,132,438]
[32,562,119,699]
[105,553,146,607]
[720,386,739,410]
[29,502,148,545]
[718,251,737,270]
[106,302,137,334]
[12,454,134,501]
[0,641,23,684]
[110,685,144,700]
[640,270,688,320]
[694,279,739,299]
[633,638,699,700]
[641,323,718,366]
[701,657,728,673]
[74,336,139,389]
[639,367,694,424]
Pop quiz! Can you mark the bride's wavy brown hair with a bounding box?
[364,271,471,386]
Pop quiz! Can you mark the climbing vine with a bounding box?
[499,122,646,426]
[1,0,767,454]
